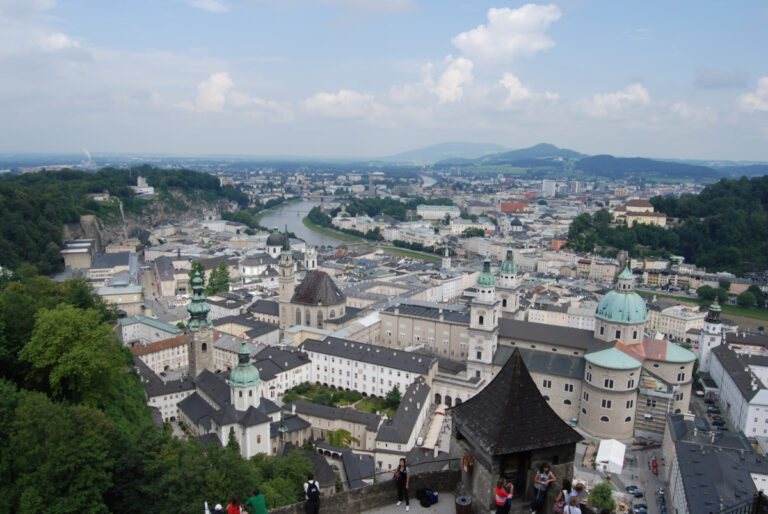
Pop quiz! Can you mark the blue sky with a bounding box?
[1,0,767,160]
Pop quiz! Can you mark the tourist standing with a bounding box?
[553,479,573,514]
[392,458,410,511]
[564,496,582,514]
[245,487,268,514]
[530,462,556,513]
[494,478,512,514]
[304,473,320,514]
[227,495,243,514]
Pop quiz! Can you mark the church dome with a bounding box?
[266,232,285,246]
[500,248,517,274]
[477,256,495,288]
[229,341,260,387]
[595,287,647,324]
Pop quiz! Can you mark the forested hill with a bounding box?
[0,165,247,274]
[568,176,768,275]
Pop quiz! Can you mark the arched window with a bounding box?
[600,416,609,422]
[599,326,604,336]
[543,396,550,401]
[455,398,462,405]
[330,309,336,319]
[317,310,324,328]
[239,391,243,397]
[564,399,572,405]
[435,393,442,404]
[625,416,632,422]
[632,330,638,339]
[502,298,507,307]
[257,434,261,443]
[305,309,311,327]
[296,308,301,325]
[478,315,484,326]
[201,342,207,352]
[445,396,452,407]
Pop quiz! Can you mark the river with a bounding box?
[421,174,436,188]
[258,200,348,247]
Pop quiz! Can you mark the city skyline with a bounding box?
[1,1,767,160]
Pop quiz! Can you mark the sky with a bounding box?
[1,0,767,160]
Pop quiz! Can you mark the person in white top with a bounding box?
[564,496,582,514]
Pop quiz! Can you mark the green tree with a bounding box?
[748,284,765,308]
[19,304,123,407]
[719,279,732,291]
[696,285,716,301]
[326,429,359,448]
[738,291,756,308]
[189,261,206,288]
[385,386,402,410]
[714,287,730,304]
[589,482,616,512]
[461,227,485,238]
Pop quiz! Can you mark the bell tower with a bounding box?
[467,256,499,382]
[278,226,295,332]
[187,271,214,377]
[698,300,723,373]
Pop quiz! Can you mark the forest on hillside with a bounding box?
[0,165,248,274]
[0,271,311,512]
[567,176,768,275]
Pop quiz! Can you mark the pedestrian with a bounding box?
[564,496,582,514]
[304,472,320,514]
[494,478,513,514]
[530,462,556,513]
[504,478,514,514]
[392,457,410,511]
[553,478,573,514]
[245,487,268,514]
[572,482,587,507]
[227,495,243,514]
[213,505,224,513]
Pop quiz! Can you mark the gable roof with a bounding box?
[292,270,346,305]
[451,348,582,456]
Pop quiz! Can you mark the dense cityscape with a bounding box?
[1,2,768,514]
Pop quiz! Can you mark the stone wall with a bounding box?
[268,470,459,514]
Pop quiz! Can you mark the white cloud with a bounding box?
[303,89,383,119]
[451,3,561,63]
[670,102,717,124]
[188,0,229,13]
[580,83,650,119]
[432,56,473,103]
[737,77,768,112]
[192,72,233,111]
[321,0,415,13]
[499,72,557,104]
[39,32,80,51]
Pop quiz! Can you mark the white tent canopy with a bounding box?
[596,438,626,475]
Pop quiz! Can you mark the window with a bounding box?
[478,315,484,326]
[201,342,207,352]
[317,310,323,328]
[583,392,589,401]
[626,399,634,409]
[586,372,592,382]
[604,378,614,389]
[564,399,572,405]
[627,379,635,388]
[542,379,552,389]
[615,330,621,339]
[646,398,657,407]
[582,408,587,414]
[564,383,573,392]
[600,416,609,422]
[632,330,638,339]
[601,399,612,409]
[599,326,604,336]
[477,351,482,360]
[677,372,685,381]
[543,396,550,401]
[330,309,335,318]
[502,298,507,307]
[625,416,632,422]
[257,435,261,443]
[296,308,301,325]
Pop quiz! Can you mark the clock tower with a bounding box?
[187,271,214,377]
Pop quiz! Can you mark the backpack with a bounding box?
[306,481,320,503]
[416,488,433,508]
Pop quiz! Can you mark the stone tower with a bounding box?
[698,300,723,373]
[278,226,295,332]
[467,256,499,382]
[187,271,214,377]
[497,247,519,316]
[441,247,451,271]
[305,245,317,271]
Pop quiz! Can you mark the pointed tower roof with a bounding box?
[500,247,517,274]
[618,265,634,280]
[281,225,292,254]
[229,340,260,387]
[451,349,581,455]
[187,271,212,331]
[477,256,495,288]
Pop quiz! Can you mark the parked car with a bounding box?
[634,490,645,498]
[634,504,648,511]
[712,414,721,420]
[707,406,721,414]
[712,419,726,426]
[652,460,659,475]
[705,398,715,404]
[626,485,639,493]
[658,487,665,496]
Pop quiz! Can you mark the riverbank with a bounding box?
[636,291,768,326]
[252,197,302,226]
[301,216,442,263]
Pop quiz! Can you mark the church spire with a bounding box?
[187,271,212,331]
[281,225,291,253]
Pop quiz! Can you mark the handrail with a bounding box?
[265,456,461,509]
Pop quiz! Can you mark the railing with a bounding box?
[266,456,461,509]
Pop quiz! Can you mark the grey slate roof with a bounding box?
[178,393,216,430]
[342,450,375,489]
[451,348,582,456]
[499,318,600,351]
[667,413,768,513]
[376,378,430,444]
[248,299,280,316]
[269,414,311,438]
[292,270,346,305]
[198,433,222,447]
[254,348,310,382]
[134,358,196,398]
[495,346,586,380]
[212,316,279,338]
[195,370,231,408]
[284,401,381,431]
[383,303,470,324]
[711,345,766,402]
[91,252,133,269]
[301,336,436,375]
[726,332,768,348]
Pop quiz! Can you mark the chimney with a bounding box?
[433,445,439,458]
[292,404,296,415]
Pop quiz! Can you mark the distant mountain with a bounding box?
[479,143,585,164]
[576,155,719,179]
[385,142,509,163]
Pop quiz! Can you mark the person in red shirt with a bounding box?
[495,478,513,514]
[226,495,243,514]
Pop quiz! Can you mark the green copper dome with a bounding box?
[595,290,647,325]
[477,256,495,287]
[229,341,260,387]
[187,271,212,331]
[500,248,517,274]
